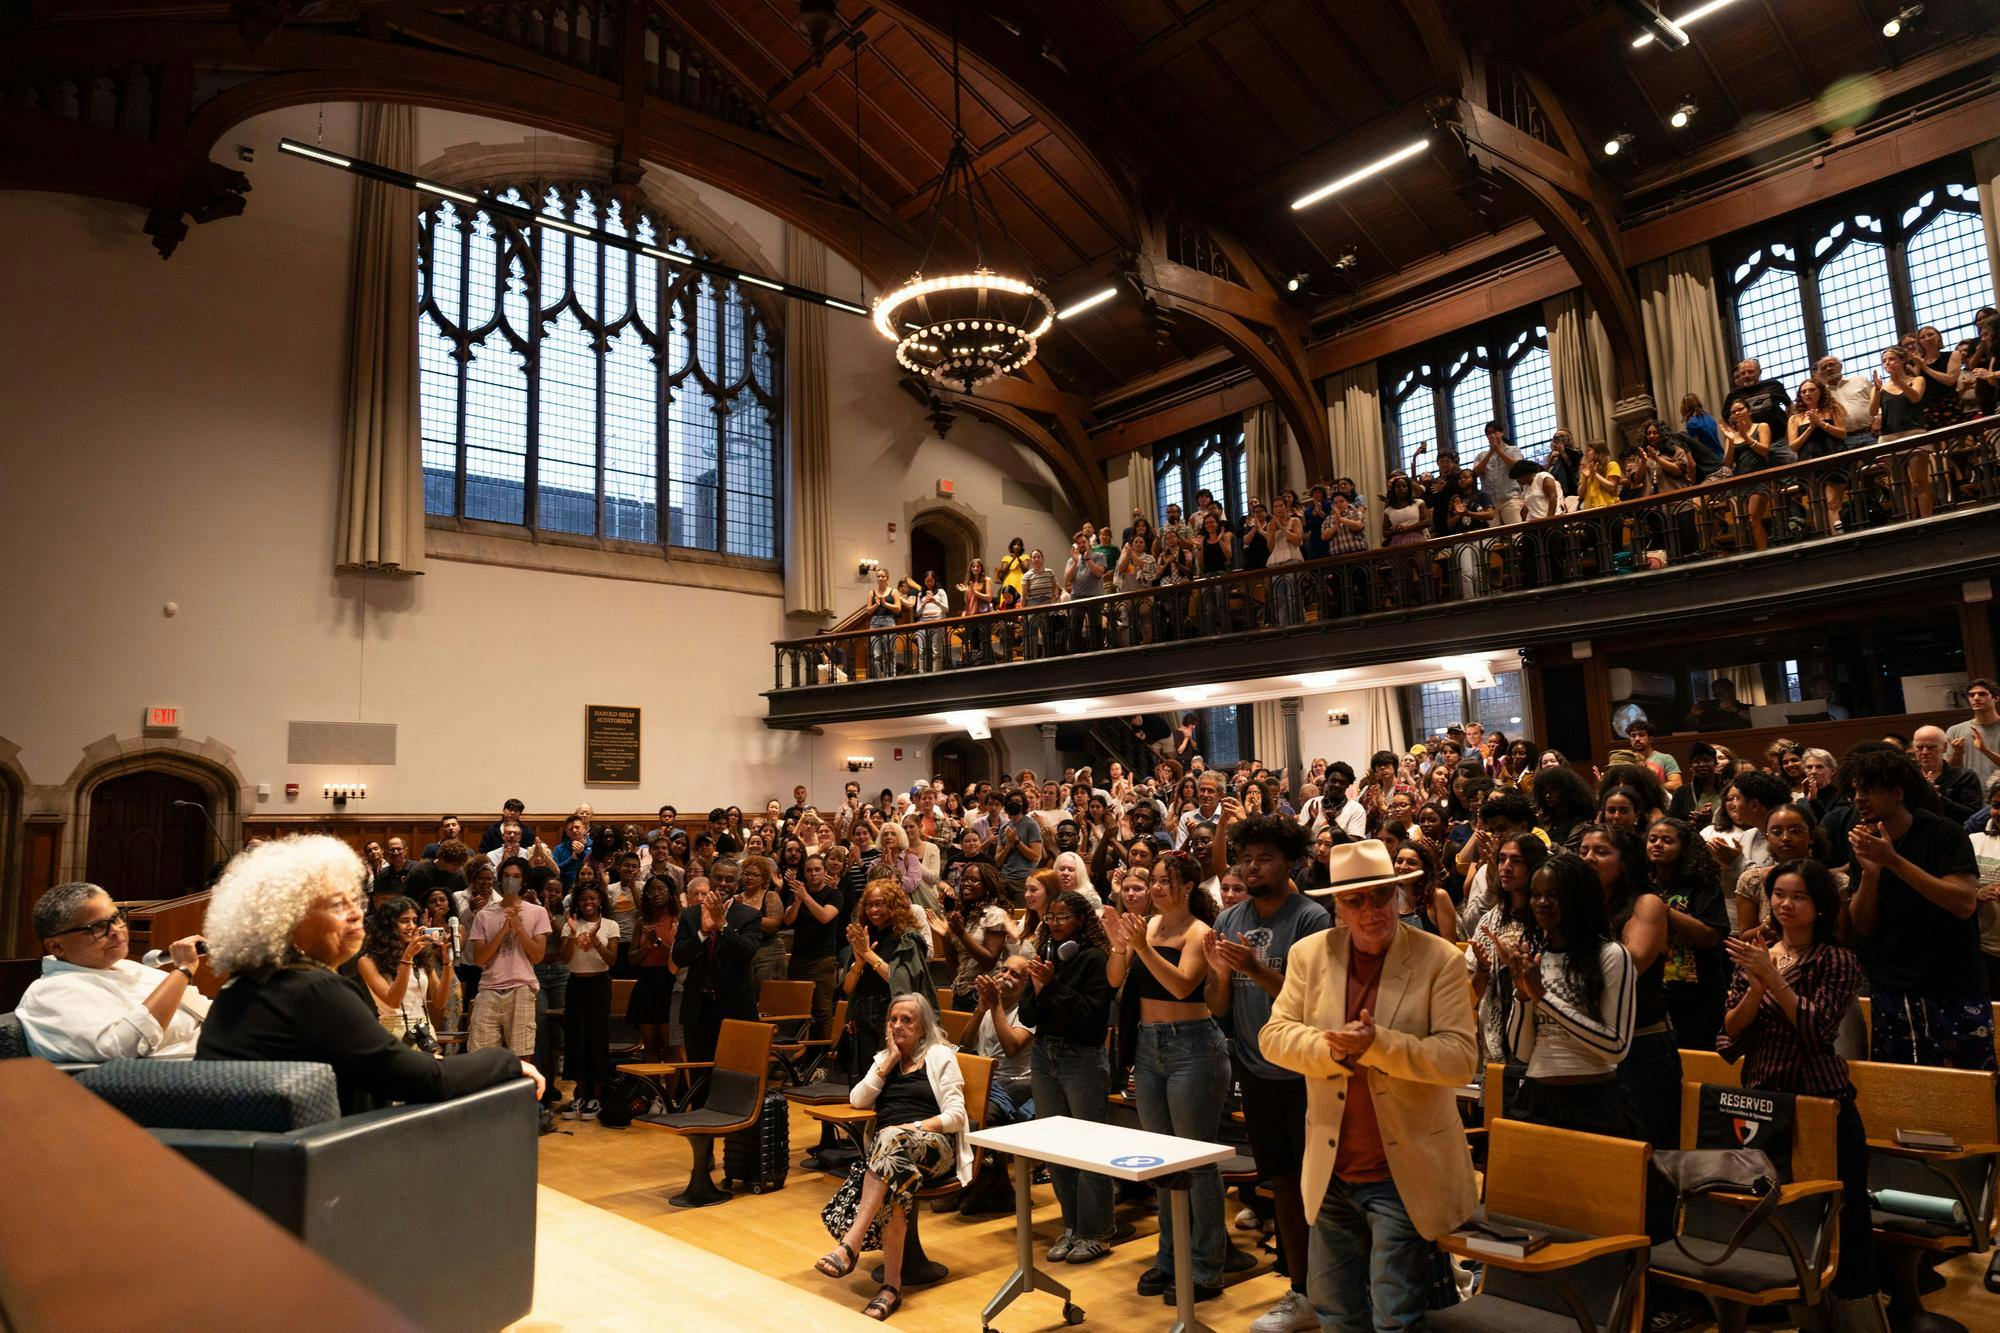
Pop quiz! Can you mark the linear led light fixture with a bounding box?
[1290,139,1428,212]
[1632,0,1740,47]
[1057,286,1118,320]
[278,137,871,318]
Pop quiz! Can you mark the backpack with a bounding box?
[595,1072,656,1129]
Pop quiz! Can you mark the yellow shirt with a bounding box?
[996,554,1029,595]
[1579,458,1623,509]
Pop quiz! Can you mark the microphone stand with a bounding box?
[172,799,230,865]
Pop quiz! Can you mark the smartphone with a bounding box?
[421,927,446,943]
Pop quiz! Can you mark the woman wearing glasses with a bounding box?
[17,882,211,1061]
[197,836,543,1114]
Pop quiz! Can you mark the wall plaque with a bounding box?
[584,705,641,784]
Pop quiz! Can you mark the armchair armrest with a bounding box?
[617,1060,713,1075]
[1867,1139,2000,1162]
[1438,1232,1652,1273]
[1708,1180,1845,1207]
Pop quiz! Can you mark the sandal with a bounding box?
[863,1286,901,1321]
[815,1242,857,1279]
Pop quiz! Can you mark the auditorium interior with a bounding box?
[4,0,2000,1329]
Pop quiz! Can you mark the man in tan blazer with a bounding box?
[1261,840,1478,1330]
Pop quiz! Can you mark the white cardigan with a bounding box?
[850,1042,974,1186]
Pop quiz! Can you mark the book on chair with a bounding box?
[1452,1221,1552,1258]
[1894,1128,1960,1151]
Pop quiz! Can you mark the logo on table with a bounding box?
[1111,1154,1165,1168]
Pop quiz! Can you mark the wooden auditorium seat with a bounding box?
[629,1018,775,1208]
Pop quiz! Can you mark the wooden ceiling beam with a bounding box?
[892,122,1051,221]
[765,7,893,115]
[1099,0,1264,91]
[1229,97,1438,214]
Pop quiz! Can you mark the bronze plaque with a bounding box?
[584,705,641,784]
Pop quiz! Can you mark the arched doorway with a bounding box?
[85,770,212,901]
[905,503,986,604]
[931,735,1003,794]
[911,524,951,593]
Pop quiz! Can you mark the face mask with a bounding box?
[500,876,522,894]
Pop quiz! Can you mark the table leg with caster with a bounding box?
[1166,1179,1216,1333]
[980,1154,1079,1332]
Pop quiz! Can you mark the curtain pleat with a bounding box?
[1324,362,1387,544]
[1366,686,1405,760]
[1125,447,1156,524]
[1252,699,1285,768]
[1975,140,2000,305]
[783,226,834,619]
[1638,246,1733,427]
[1245,402,1282,504]
[335,103,424,575]
[1545,290,1618,451]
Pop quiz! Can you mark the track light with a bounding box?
[1056,286,1118,320]
[1883,4,1922,37]
[1629,0,1742,48]
[275,137,870,319]
[1291,139,1428,212]
[1285,272,1309,293]
[1603,132,1635,157]
[1669,100,1697,129]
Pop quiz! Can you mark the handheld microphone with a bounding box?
[173,799,231,861]
[1041,938,1079,964]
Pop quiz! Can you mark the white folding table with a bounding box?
[966,1116,1235,1333]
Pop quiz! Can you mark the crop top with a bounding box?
[1126,944,1202,1004]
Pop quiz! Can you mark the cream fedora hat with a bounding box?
[1303,838,1422,898]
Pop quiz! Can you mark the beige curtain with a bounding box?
[1124,446,1156,524]
[334,103,424,574]
[1715,666,1769,707]
[1638,246,1733,426]
[1245,402,1283,503]
[1545,289,1618,451]
[1365,686,1405,759]
[1975,140,2000,303]
[1324,361,1388,543]
[1252,699,1285,768]
[783,226,834,620]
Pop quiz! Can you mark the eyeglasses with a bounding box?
[1333,885,1399,910]
[51,908,127,941]
[1046,912,1079,923]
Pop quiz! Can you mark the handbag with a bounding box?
[1650,1148,1781,1266]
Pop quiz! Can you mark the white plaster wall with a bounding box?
[0,103,1083,817]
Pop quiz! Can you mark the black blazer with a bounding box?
[197,964,521,1114]
[1932,763,1984,824]
[671,901,762,1020]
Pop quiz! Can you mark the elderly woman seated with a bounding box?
[814,993,972,1322]
[16,881,211,1061]
[195,835,542,1114]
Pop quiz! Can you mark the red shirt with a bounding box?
[1334,942,1390,1183]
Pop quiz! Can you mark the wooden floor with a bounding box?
[520,1099,1998,1332]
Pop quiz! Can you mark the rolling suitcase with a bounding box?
[721,1090,790,1194]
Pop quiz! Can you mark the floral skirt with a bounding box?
[820,1125,953,1252]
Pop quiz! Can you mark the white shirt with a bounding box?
[1319,797,1368,840]
[563,916,622,976]
[974,1005,1035,1087]
[17,957,210,1061]
[1824,375,1874,433]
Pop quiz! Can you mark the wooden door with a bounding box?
[86,771,212,906]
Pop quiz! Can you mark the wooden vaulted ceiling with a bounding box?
[4,0,1995,441]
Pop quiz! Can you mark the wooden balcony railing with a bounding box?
[772,415,2000,692]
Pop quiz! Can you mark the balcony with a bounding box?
[766,418,2000,730]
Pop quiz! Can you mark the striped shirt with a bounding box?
[1506,941,1635,1078]
[1021,568,1058,606]
[1715,943,1859,1097]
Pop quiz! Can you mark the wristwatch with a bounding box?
[173,964,196,984]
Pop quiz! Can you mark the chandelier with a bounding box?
[872,10,1052,392]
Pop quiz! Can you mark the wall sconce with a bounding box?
[1326,710,1350,726]
[324,782,367,804]
[845,756,875,772]
[858,558,881,578]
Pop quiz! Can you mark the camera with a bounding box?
[422,926,447,943]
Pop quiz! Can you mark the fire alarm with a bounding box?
[887,521,898,544]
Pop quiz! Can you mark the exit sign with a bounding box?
[145,706,179,731]
[936,478,955,497]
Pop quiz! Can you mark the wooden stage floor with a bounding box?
[516,1100,1997,1332]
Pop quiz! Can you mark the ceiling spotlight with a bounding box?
[1669,100,1697,129]
[1603,132,1635,157]
[1883,4,1922,37]
[1285,272,1309,293]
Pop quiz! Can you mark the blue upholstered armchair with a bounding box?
[71,1057,539,1333]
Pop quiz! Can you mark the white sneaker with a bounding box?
[561,1102,581,1120]
[1249,1289,1318,1333]
[1233,1206,1260,1230]
[579,1100,599,1121]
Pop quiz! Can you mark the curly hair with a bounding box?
[858,876,921,939]
[207,835,367,976]
[1157,853,1218,923]
[1643,817,1717,906]
[1228,812,1309,863]
[362,895,420,977]
[1035,888,1112,957]
[1533,762,1595,821]
[1532,854,1617,1013]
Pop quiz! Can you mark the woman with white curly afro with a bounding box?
[198,835,542,1114]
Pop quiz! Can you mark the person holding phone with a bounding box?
[357,895,448,1047]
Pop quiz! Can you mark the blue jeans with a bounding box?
[1030,1036,1113,1241]
[1132,1017,1230,1285]
[867,611,897,678]
[1309,1175,1430,1332]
